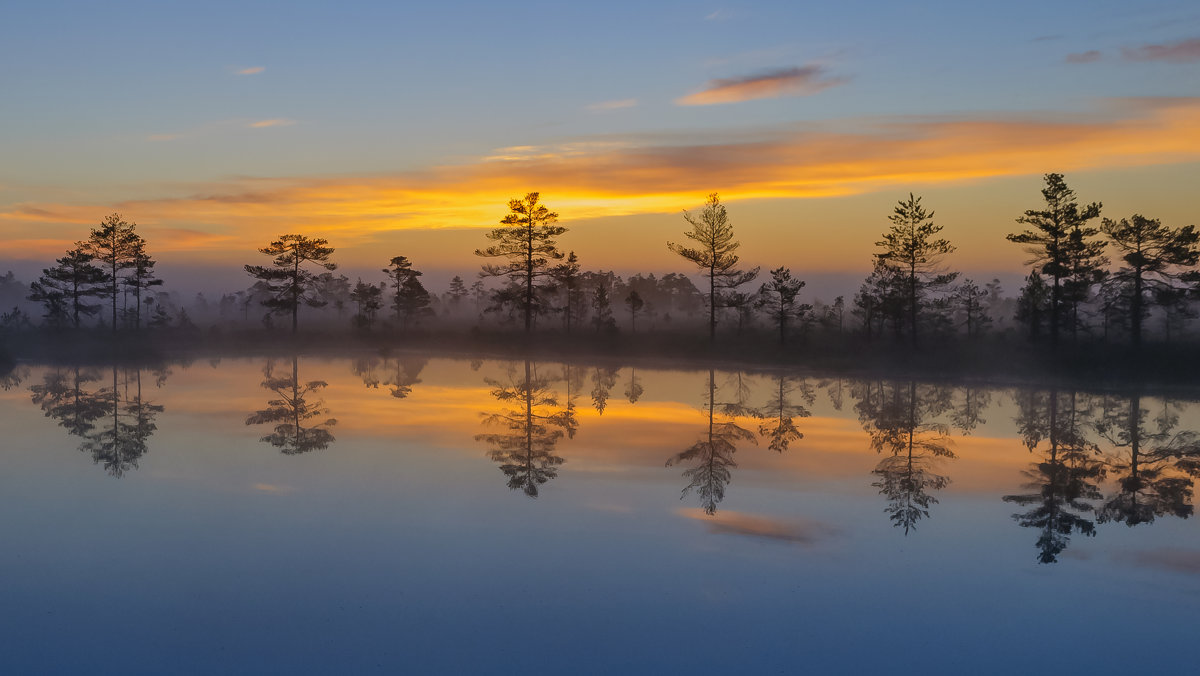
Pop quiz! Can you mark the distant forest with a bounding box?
[2,172,1198,363]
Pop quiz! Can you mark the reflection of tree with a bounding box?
[246,356,336,455]
[476,360,570,497]
[31,365,164,477]
[1095,393,1200,526]
[950,386,991,435]
[624,368,644,404]
[384,355,427,399]
[351,356,382,388]
[560,363,583,440]
[1003,389,1105,563]
[757,375,813,453]
[857,380,955,534]
[666,369,756,515]
[590,366,619,414]
[31,366,107,438]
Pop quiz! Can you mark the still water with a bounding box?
[2,354,1198,674]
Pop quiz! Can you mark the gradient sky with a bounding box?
[2,0,1200,293]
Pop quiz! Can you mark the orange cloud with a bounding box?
[248,118,296,128]
[676,65,846,105]
[4,98,1200,263]
[237,66,266,75]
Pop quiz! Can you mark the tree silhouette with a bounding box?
[590,366,619,414]
[758,266,809,345]
[1094,393,1200,526]
[244,235,337,333]
[874,194,957,347]
[245,356,337,454]
[668,193,758,342]
[857,380,955,534]
[476,360,570,497]
[553,251,584,334]
[1101,214,1200,350]
[757,374,813,453]
[624,368,644,404]
[475,193,565,333]
[350,279,383,329]
[853,259,907,341]
[85,214,140,332]
[1003,389,1104,563]
[1007,174,1102,349]
[666,369,757,515]
[625,289,644,334]
[28,247,106,329]
[124,235,163,331]
[384,256,433,329]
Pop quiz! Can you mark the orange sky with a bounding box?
[3,98,1200,286]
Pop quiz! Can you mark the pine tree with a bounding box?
[475,193,565,333]
[28,247,106,329]
[758,266,809,345]
[1102,214,1200,350]
[875,194,957,346]
[86,214,140,333]
[667,193,758,341]
[1007,174,1102,349]
[244,235,337,333]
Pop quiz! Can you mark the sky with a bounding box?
[2,0,1199,294]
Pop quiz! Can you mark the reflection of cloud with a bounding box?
[676,65,846,106]
[253,483,296,495]
[1118,548,1200,575]
[249,118,296,128]
[5,97,1200,260]
[1122,37,1200,63]
[677,508,839,545]
[237,66,265,75]
[1066,50,1102,64]
[587,98,637,112]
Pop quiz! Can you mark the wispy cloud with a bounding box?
[146,133,182,142]
[1066,50,1102,64]
[7,98,1200,260]
[676,65,846,106]
[248,118,296,129]
[587,98,637,112]
[1121,36,1200,63]
[237,66,265,75]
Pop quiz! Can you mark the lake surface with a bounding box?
[2,354,1199,674]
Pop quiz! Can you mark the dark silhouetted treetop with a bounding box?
[875,193,957,347]
[758,266,809,345]
[1101,214,1200,349]
[475,193,565,333]
[29,246,106,329]
[668,193,758,342]
[1006,173,1101,348]
[244,234,337,334]
[86,213,140,333]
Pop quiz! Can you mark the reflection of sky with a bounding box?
[0,357,1198,672]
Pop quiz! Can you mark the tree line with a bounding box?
[11,173,1200,353]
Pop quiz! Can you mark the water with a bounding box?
[2,355,1198,674]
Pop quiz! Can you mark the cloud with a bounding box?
[1121,37,1200,63]
[248,118,296,128]
[676,65,846,106]
[237,66,265,75]
[5,98,1200,261]
[146,133,181,142]
[587,98,638,112]
[677,508,839,545]
[1066,50,1102,64]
